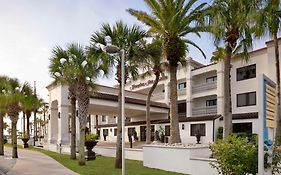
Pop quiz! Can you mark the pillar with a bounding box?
[58,104,70,145]
[217,61,225,115]
[186,60,193,117]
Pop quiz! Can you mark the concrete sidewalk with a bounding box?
[0,147,78,175]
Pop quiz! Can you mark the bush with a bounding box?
[85,133,99,141]
[216,127,223,141]
[210,134,258,175]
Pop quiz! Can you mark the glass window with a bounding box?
[206,76,217,83]
[233,122,252,133]
[102,115,106,122]
[114,128,117,136]
[190,124,206,136]
[237,92,256,107]
[237,64,256,81]
[206,99,217,107]
[165,125,170,136]
[103,129,109,136]
[178,82,187,90]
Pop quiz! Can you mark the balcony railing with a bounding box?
[192,106,217,117]
[192,81,217,93]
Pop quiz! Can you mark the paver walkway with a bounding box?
[0,147,78,175]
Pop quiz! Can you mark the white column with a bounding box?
[217,61,225,115]
[186,60,193,117]
[48,106,58,144]
[58,105,70,145]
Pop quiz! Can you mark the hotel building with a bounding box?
[45,39,281,151]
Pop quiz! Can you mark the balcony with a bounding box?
[192,81,217,94]
[192,106,217,117]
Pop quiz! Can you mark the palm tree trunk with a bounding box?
[34,110,37,142]
[0,113,4,155]
[169,64,181,143]
[223,46,233,138]
[146,72,160,144]
[115,83,122,168]
[26,112,30,138]
[77,81,89,166]
[70,96,76,159]
[12,120,18,158]
[273,33,281,145]
[22,112,25,137]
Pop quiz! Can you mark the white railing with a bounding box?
[192,106,217,117]
[192,81,217,93]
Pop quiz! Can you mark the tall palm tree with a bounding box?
[49,43,105,166]
[0,76,10,155]
[49,45,78,160]
[6,77,23,158]
[140,39,166,144]
[207,0,259,138]
[21,82,35,139]
[90,21,147,168]
[128,0,207,143]
[254,0,281,145]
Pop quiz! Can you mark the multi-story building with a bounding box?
[45,38,281,150]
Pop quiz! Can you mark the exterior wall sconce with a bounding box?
[182,124,185,130]
[48,114,50,120]
[58,112,61,119]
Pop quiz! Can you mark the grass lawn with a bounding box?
[9,144,184,175]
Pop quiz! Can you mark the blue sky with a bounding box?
[0,0,272,101]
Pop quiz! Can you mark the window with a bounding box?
[103,129,109,136]
[237,64,256,81]
[114,128,117,136]
[233,122,252,133]
[206,99,217,107]
[237,92,256,107]
[190,124,206,136]
[128,127,136,136]
[165,125,170,136]
[102,115,106,122]
[206,76,217,83]
[178,82,186,90]
[178,103,186,113]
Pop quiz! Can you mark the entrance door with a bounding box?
[140,125,155,141]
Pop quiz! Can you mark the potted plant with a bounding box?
[21,133,29,148]
[158,126,165,143]
[85,133,99,160]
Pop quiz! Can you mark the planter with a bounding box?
[21,138,29,148]
[85,140,98,160]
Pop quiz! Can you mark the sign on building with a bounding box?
[258,74,277,175]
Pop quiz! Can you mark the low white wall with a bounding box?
[143,144,218,175]
[94,146,143,161]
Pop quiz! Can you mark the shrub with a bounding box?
[210,134,258,175]
[85,133,99,141]
[216,127,223,141]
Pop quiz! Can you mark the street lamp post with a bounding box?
[104,42,125,175]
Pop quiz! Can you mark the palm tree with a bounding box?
[254,0,281,145]
[0,76,10,155]
[49,45,78,160]
[49,43,105,165]
[207,0,259,138]
[128,0,207,143]
[140,39,166,144]
[21,82,35,139]
[6,77,23,158]
[90,21,147,168]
